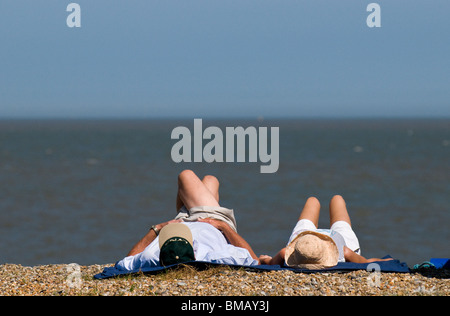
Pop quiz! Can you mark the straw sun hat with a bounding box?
[285,231,339,269]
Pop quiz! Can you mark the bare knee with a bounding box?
[178,169,196,184]
[329,194,351,226]
[306,196,320,207]
[202,175,219,186]
[330,195,345,204]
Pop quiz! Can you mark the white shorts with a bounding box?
[287,219,361,255]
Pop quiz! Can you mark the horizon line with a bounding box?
[1,115,450,121]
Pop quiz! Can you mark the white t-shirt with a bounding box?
[116,222,258,271]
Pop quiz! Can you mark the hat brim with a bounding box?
[285,230,339,269]
[159,223,193,249]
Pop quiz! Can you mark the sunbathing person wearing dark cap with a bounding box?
[116,170,259,271]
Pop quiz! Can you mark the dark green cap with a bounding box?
[159,237,195,266]
[158,223,195,266]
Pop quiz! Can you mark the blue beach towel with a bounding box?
[413,258,450,271]
[430,258,450,269]
[94,256,410,279]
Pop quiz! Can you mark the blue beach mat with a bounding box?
[430,258,450,269]
[94,256,410,279]
[412,258,450,271]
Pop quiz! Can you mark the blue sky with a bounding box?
[0,0,449,118]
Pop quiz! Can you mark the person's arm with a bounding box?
[344,246,393,263]
[259,248,286,265]
[126,219,181,256]
[198,218,258,260]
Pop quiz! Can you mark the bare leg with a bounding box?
[176,172,220,211]
[128,170,220,257]
[260,197,320,265]
[329,195,352,227]
[201,175,220,203]
[176,170,220,211]
[298,197,321,228]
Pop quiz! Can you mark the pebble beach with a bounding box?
[0,263,448,296]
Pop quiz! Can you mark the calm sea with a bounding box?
[0,119,448,267]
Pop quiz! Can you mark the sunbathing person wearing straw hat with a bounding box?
[116,170,259,271]
[259,195,393,269]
